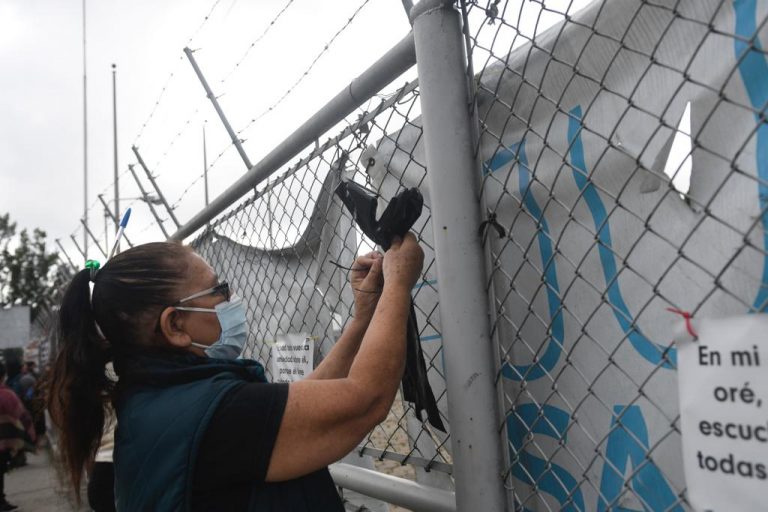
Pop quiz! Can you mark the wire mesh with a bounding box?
[187,80,454,492]
[463,0,768,510]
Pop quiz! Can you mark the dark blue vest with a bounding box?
[113,353,266,511]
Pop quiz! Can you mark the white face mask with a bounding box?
[175,287,248,360]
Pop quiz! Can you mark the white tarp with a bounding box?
[367,0,768,509]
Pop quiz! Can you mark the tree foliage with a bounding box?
[0,213,67,321]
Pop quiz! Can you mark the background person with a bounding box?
[87,409,116,512]
[0,361,36,511]
[47,236,423,511]
[87,363,118,512]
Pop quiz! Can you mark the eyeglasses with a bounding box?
[175,282,231,306]
[155,282,231,332]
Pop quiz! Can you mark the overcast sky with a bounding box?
[0,0,416,259]
[0,0,590,264]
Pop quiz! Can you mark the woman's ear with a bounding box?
[158,307,192,348]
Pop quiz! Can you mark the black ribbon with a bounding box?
[335,180,445,432]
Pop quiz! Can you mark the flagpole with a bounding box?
[82,0,89,262]
[113,63,119,233]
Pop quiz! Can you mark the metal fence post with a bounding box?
[55,239,77,269]
[81,218,107,258]
[184,47,253,170]
[128,164,170,239]
[98,194,133,248]
[132,145,181,228]
[411,1,507,510]
[69,234,86,261]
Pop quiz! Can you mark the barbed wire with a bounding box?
[235,0,374,138]
[145,98,208,171]
[218,0,297,87]
[148,0,374,215]
[170,141,237,210]
[126,1,297,212]
[133,0,225,146]
[75,0,227,240]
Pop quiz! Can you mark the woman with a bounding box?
[47,235,423,511]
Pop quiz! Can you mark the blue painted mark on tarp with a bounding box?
[598,405,683,512]
[419,334,442,342]
[484,141,566,382]
[567,106,676,369]
[734,0,768,312]
[507,403,585,511]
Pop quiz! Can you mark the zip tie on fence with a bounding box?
[667,307,698,338]
[485,0,501,24]
[329,260,365,272]
[478,211,506,238]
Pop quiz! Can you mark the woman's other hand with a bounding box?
[350,251,384,322]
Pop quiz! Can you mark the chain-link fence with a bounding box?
[50,0,768,510]
[188,78,455,495]
[464,0,768,510]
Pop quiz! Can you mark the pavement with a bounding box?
[4,451,87,512]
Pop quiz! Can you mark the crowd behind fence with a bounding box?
[43,0,768,510]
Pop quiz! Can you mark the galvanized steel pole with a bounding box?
[132,146,181,228]
[128,164,170,239]
[329,463,456,512]
[112,63,120,231]
[203,122,209,207]
[81,218,107,259]
[69,234,86,260]
[82,0,88,261]
[411,1,507,510]
[55,239,77,269]
[184,47,253,170]
[98,194,133,248]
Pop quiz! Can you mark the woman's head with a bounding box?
[47,241,229,495]
[90,242,228,354]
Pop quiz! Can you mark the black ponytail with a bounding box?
[48,269,111,497]
[47,242,193,498]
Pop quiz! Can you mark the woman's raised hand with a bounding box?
[383,232,424,292]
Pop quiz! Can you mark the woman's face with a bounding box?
[162,252,228,355]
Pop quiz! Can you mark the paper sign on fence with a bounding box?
[677,314,768,512]
[271,333,314,383]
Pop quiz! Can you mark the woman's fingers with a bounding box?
[351,252,383,273]
[361,257,383,287]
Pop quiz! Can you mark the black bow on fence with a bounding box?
[335,180,445,433]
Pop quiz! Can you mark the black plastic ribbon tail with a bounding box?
[335,180,445,432]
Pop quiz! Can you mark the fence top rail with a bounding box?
[171,32,417,242]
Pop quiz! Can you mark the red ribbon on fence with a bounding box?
[666,307,698,338]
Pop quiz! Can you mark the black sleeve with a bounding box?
[193,381,289,492]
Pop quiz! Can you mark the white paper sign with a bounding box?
[271,333,314,383]
[678,314,768,512]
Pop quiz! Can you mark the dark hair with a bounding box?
[47,241,193,497]
[0,362,6,381]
